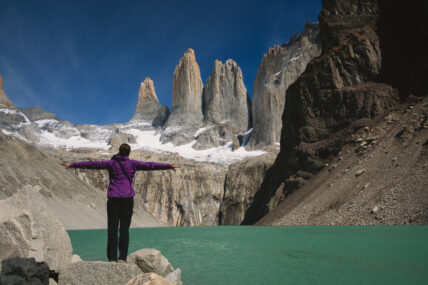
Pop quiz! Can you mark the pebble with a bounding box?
[355,169,366,177]
[371,206,380,213]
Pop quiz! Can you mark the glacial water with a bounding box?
[68,226,428,285]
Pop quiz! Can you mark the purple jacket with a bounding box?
[70,154,173,198]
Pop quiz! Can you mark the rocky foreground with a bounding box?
[0,185,183,285]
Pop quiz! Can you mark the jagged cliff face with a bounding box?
[247,22,321,149]
[132,78,170,128]
[161,49,204,145]
[0,76,15,109]
[242,0,406,224]
[202,59,251,131]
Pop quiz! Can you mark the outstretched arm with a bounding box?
[61,160,112,170]
[133,161,179,171]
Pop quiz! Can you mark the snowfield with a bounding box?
[1,108,265,165]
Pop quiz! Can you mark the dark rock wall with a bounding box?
[242,0,428,224]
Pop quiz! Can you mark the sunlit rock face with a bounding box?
[160,48,204,145]
[0,75,16,109]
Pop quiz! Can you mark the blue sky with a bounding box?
[0,0,321,125]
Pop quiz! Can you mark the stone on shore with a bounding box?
[127,249,174,277]
[58,261,142,285]
[165,269,182,285]
[0,185,72,272]
[0,257,49,285]
[125,273,174,285]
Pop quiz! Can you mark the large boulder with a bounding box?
[125,273,174,285]
[0,185,73,272]
[58,261,142,285]
[127,249,174,278]
[0,257,50,285]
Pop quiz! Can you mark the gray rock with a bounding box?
[0,257,49,285]
[220,151,278,225]
[108,133,137,150]
[247,22,321,149]
[192,123,239,150]
[134,157,227,226]
[165,269,182,285]
[125,273,173,285]
[0,185,73,272]
[202,59,251,131]
[127,249,173,277]
[18,105,58,121]
[160,48,204,145]
[70,255,82,263]
[58,261,142,285]
[131,78,170,128]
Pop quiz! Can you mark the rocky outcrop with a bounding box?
[219,151,278,225]
[18,105,58,121]
[132,78,170,128]
[133,156,227,226]
[257,96,428,226]
[247,22,321,149]
[160,49,204,145]
[108,133,137,151]
[0,257,50,285]
[58,261,143,285]
[127,249,174,278]
[0,75,15,109]
[202,59,251,131]
[243,0,402,224]
[192,123,240,150]
[0,133,164,229]
[0,186,73,272]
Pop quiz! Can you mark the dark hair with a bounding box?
[119,143,131,156]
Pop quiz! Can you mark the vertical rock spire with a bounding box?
[170,48,204,121]
[202,59,252,131]
[132,77,169,127]
[160,49,204,145]
[0,75,15,108]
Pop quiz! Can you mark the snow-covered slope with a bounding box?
[0,108,264,165]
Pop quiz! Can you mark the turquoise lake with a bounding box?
[68,226,428,285]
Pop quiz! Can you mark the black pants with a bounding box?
[107,197,134,261]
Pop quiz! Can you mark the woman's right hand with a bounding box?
[171,164,180,169]
[61,162,71,168]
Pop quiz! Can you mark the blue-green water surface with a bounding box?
[68,226,428,285]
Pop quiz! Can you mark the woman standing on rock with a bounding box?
[61,143,179,262]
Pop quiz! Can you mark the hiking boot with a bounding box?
[118,259,127,264]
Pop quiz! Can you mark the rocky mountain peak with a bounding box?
[202,58,251,131]
[138,77,159,104]
[170,48,203,117]
[0,75,15,108]
[132,77,169,127]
